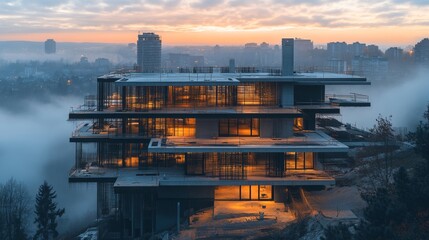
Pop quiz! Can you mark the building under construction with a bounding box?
[68,38,370,239]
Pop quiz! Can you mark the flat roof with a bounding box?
[68,168,335,187]
[115,73,239,86]
[108,72,369,87]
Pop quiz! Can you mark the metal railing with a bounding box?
[325,92,369,102]
[160,133,339,147]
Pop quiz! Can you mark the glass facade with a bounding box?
[98,83,279,111]
[215,185,273,200]
[219,118,259,137]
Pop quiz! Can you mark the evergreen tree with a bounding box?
[33,181,65,240]
[415,104,429,160]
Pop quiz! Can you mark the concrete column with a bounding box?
[279,83,294,107]
[177,202,180,233]
[131,195,134,238]
[274,119,294,138]
[140,194,144,238]
[260,119,274,138]
[196,119,219,138]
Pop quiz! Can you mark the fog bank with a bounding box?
[0,96,96,234]
[328,67,429,130]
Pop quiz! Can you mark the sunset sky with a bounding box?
[1,0,428,46]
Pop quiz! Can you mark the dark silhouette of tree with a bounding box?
[13,215,28,240]
[0,178,31,240]
[357,109,429,240]
[33,181,65,240]
[415,104,429,160]
[369,114,395,188]
[321,223,352,240]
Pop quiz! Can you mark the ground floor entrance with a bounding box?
[215,185,273,200]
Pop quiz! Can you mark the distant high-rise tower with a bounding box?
[137,33,161,73]
[282,38,294,76]
[44,39,56,54]
[414,38,429,65]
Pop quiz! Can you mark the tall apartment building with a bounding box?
[294,38,313,71]
[69,38,370,238]
[44,39,56,54]
[414,38,429,65]
[137,33,161,73]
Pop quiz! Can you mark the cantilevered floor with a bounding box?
[69,106,304,119]
[148,131,348,153]
[68,168,334,187]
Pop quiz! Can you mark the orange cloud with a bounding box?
[0,0,428,46]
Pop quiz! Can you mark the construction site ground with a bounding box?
[175,201,295,240]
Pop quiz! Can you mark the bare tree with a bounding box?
[371,114,395,187]
[0,178,31,240]
[358,115,396,194]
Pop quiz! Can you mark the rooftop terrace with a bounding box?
[103,72,369,87]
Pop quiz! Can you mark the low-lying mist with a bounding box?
[0,96,96,235]
[328,67,429,130]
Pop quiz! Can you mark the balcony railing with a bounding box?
[325,92,369,103]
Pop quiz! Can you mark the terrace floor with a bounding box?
[68,167,335,187]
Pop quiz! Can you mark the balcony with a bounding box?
[68,167,334,187]
[295,93,370,108]
[326,93,370,107]
[148,131,348,153]
[69,105,304,120]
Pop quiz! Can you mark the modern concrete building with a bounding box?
[137,33,161,73]
[68,38,370,238]
[44,39,56,54]
[282,38,294,76]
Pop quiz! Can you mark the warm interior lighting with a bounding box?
[294,118,304,131]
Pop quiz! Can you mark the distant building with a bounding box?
[282,38,294,75]
[243,43,259,67]
[327,59,347,73]
[327,42,348,60]
[348,42,366,57]
[294,38,313,71]
[166,53,204,70]
[94,58,111,70]
[414,38,429,65]
[385,47,405,73]
[44,39,56,54]
[365,44,381,57]
[385,47,403,61]
[79,56,89,66]
[137,33,161,73]
[352,56,388,77]
[229,58,236,73]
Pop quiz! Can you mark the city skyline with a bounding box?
[1,0,428,46]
